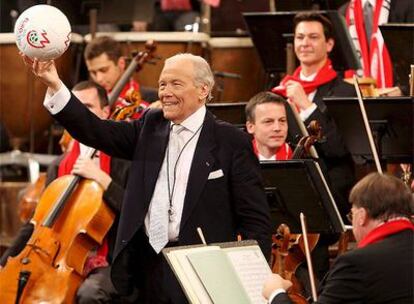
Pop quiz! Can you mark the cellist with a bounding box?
[263,172,414,303]
[0,81,136,303]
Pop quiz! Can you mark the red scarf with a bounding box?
[161,0,221,11]
[358,218,414,248]
[272,59,337,98]
[161,0,192,11]
[345,0,393,88]
[252,139,293,160]
[58,140,112,274]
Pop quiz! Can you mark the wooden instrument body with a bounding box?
[0,176,114,303]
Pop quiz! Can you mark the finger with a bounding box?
[284,80,298,86]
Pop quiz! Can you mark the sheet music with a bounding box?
[167,247,217,304]
[224,246,271,304]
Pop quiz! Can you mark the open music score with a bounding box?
[163,240,271,304]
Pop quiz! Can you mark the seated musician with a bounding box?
[245,91,337,297]
[272,12,356,225]
[245,91,292,161]
[263,172,414,303]
[0,81,136,303]
[84,36,158,116]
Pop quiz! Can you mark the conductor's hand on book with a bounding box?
[262,273,292,300]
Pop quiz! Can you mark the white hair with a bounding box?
[165,53,215,102]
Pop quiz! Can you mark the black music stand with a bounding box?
[274,0,349,10]
[243,10,360,82]
[210,0,270,36]
[323,96,414,163]
[206,102,247,130]
[261,159,345,234]
[380,24,414,95]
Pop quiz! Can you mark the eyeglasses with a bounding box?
[346,211,353,223]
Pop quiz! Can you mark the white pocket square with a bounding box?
[208,169,224,180]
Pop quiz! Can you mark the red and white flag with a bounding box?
[345,0,393,88]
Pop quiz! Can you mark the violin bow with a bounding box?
[300,212,318,302]
[353,75,383,174]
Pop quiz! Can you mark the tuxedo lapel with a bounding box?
[180,111,217,230]
[314,80,334,112]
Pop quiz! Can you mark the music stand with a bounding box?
[261,159,345,234]
[323,96,413,163]
[207,102,247,130]
[274,0,349,11]
[380,24,414,94]
[210,0,269,36]
[243,10,360,75]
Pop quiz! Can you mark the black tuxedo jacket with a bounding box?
[54,94,272,296]
[272,229,414,304]
[288,77,356,220]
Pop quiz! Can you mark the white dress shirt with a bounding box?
[298,71,318,121]
[145,105,206,241]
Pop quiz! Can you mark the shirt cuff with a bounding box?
[268,288,287,303]
[299,103,317,121]
[43,81,71,115]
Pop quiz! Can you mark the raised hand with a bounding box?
[21,53,62,94]
[285,80,313,111]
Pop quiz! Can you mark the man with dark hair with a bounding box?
[263,172,414,304]
[84,36,157,118]
[0,81,135,303]
[245,91,292,161]
[270,12,357,293]
[272,11,355,222]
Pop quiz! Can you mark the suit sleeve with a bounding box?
[102,158,130,213]
[53,93,146,160]
[230,132,272,259]
[316,254,365,303]
[271,293,293,304]
[305,107,349,159]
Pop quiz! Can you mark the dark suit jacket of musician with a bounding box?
[289,76,356,221]
[271,229,414,304]
[53,94,272,300]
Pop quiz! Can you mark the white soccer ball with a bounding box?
[14,5,72,61]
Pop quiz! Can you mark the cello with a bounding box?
[0,148,114,303]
